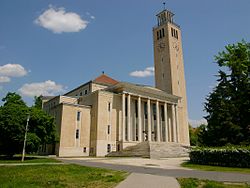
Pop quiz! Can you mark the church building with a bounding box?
[42,8,190,158]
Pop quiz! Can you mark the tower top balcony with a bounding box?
[156,9,180,28]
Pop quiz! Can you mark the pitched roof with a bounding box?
[93,74,119,85]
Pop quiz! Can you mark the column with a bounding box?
[127,94,131,141]
[138,96,142,142]
[168,117,172,142]
[147,98,152,141]
[172,104,177,142]
[164,103,168,142]
[175,105,179,143]
[122,93,126,141]
[156,101,160,142]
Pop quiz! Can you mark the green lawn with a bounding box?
[182,162,250,174]
[0,164,128,188]
[0,156,60,163]
[177,178,250,188]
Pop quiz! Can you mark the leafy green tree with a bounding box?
[201,41,250,146]
[189,125,198,146]
[0,93,57,155]
[28,107,57,152]
[0,93,29,155]
[33,95,43,109]
[189,124,207,146]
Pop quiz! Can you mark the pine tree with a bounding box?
[201,41,250,146]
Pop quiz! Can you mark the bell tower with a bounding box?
[153,8,189,145]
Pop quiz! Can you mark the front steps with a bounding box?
[107,142,150,158]
[106,141,190,158]
[149,142,189,158]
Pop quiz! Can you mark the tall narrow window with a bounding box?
[77,111,81,121]
[162,28,165,37]
[107,125,111,134]
[153,104,156,120]
[108,102,111,111]
[157,31,159,40]
[161,105,165,121]
[107,144,111,153]
[144,102,148,119]
[76,129,79,139]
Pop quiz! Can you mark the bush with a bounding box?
[189,146,250,168]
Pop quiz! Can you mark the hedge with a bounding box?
[189,146,250,168]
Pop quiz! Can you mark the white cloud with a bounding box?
[0,64,28,83]
[19,80,65,97]
[0,76,11,83]
[90,16,95,20]
[189,118,207,128]
[35,6,88,33]
[130,67,155,77]
[0,64,28,77]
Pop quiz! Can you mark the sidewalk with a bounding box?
[116,173,180,188]
[60,157,250,183]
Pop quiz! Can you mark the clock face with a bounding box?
[159,42,165,48]
[157,42,165,51]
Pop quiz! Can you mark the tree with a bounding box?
[28,107,57,152]
[189,124,206,146]
[201,41,250,146]
[0,93,57,156]
[33,95,43,109]
[0,93,29,155]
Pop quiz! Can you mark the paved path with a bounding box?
[115,173,180,188]
[60,158,250,183]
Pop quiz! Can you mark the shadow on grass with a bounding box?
[0,155,60,163]
[0,156,36,161]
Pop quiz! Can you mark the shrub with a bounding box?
[189,146,250,168]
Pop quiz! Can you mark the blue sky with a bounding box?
[0,0,250,125]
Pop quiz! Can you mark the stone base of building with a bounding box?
[106,141,190,158]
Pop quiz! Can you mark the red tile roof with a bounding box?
[93,74,119,85]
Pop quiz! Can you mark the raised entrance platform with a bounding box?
[106,142,189,158]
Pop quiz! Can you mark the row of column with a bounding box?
[122,93,179,143]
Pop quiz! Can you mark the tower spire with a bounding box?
[163,2,166,10]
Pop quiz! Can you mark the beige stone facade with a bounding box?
[42,9,190,157]
[153,9,189,144]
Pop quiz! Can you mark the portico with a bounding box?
[121,93,179,144]
[108,81,180,147]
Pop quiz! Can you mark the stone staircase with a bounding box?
[106,142,150,158]
[149,142,189,159]
[106,141,189,158]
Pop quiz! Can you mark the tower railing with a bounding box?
[153,21,180,29]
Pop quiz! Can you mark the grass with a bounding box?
[0,164,128,188]
[0,155,60,163]
[181,162,250,174]
[177,178,250,188]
